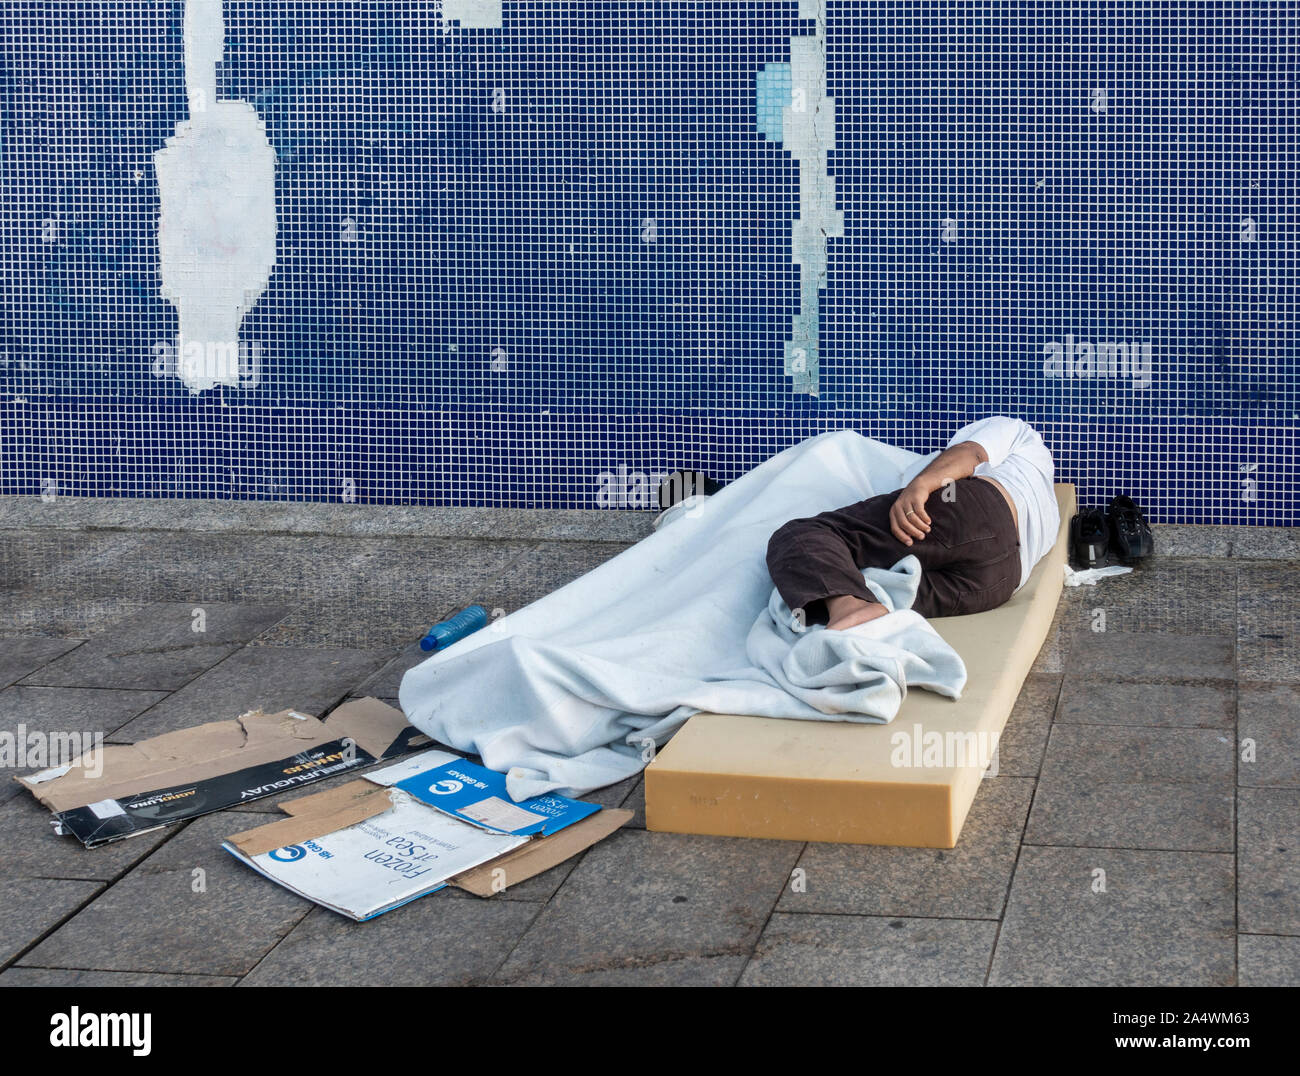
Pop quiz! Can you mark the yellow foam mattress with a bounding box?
[645,484,1077,847]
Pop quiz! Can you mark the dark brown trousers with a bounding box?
[765,476,1021,623]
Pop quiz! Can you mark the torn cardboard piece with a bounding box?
[223,753,632,920]
[18,698,430,847]
[449,808,631,897]
[221,780,395,857]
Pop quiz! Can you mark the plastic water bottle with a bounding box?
[419,605,489,652]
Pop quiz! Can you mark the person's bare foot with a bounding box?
[824,594,889,631]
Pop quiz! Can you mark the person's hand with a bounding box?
[890,480,934,545]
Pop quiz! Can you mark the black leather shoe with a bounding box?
[1107,495,1154,564]
[1070,508,1109,568]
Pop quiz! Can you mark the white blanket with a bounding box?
[398,430,967,801]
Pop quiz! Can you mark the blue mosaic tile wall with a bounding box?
[1,1,1295,523]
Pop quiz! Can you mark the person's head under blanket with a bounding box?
[766,416,1059,630]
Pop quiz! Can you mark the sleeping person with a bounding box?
[401,415,1059,799]
[765,416,1060,629]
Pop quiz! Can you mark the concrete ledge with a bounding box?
[1146,523,1299,562]
[0,496,1293,559]
[0,496,654,544]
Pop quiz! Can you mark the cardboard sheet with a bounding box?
[18,698,429,847]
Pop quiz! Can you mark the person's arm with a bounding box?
[889,440,988,545]
[825,439,989,630]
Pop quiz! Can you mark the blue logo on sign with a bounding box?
[269,845,307,862]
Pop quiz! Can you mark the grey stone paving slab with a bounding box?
[1029,597,1084,676]
[0,637,85,688]
[0,530,129,591]
[1062,630,1235,683]
[1024,605,1066,670]
[478,541,632,616]
[0,794,174,882]
[107,644,392,742]
[1028,782,1234,852]
[1237,934,1300,986]
[739,913,997,987]
[22,815,311,976]
[1,967,237,987]
[0,685,170,778]
[777,777,1033,919]
[5,531,159,598]
[1238,787,1300,936]
[621,775,646,829]
[249,603,436,651]
[1237,564,1299,683]
[1038,722,1236,784]
[20,601,292,690]
[1056,678,1235,728]
[493,828,802,986]
[589,772,641,813]
[228,535,538,648]
[354,643,428,699]
[989,846,1235,986]
[0,877,103,966]
[240,898,540,986]
[1060,559,1236,638]
[1028,723,1235,851]
[997,674,1060,777]
[1238,682,1300,787]
[0,596,150,639]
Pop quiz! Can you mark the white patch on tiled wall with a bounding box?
[441,0,503,29]
[781,0,842,396]
[155,0,278,392]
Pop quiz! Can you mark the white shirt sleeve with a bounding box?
[947,415,1054,481]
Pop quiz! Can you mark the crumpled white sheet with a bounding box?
[398,429,967,801]
[1063,563,1133,587]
